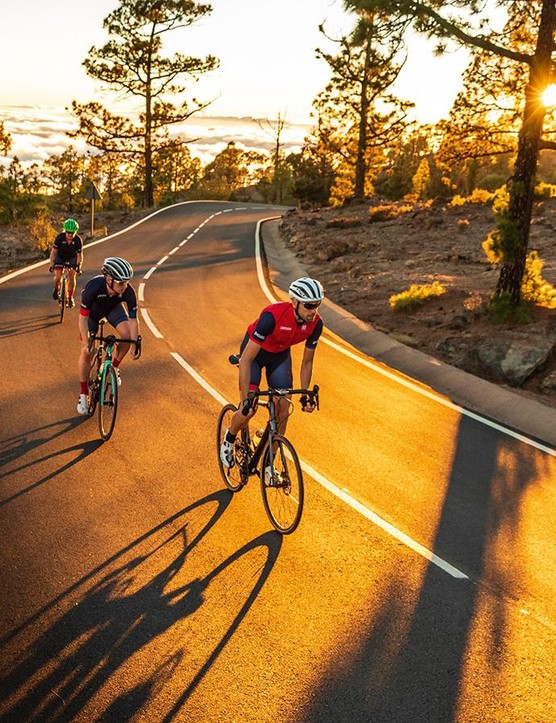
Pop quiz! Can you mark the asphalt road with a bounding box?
[1,201,555,722]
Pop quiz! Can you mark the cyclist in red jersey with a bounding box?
[220,277,324,469]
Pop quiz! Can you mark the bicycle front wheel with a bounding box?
[59,274,67,323]
[86,355,99,416]
[261,434,304,534]
[216,404,248,491]
[98,364,118,441]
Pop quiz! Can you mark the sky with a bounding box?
[0,0,471,166]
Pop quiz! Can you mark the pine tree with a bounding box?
[314,11,413,203]
[345,0,556,305]
[70,0,218,207]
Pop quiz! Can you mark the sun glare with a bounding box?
[541,84,556,106]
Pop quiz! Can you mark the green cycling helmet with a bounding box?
[63,218,79,233]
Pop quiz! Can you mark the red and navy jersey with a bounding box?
[52,232,83,261]
[79,275,137,319]
[247,302,323,353]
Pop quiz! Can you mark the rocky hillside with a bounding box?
[278,198,556,409]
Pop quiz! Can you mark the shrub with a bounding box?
[368,204,399,222]
[27,209,58,253]
[368,203,412,222]
[389,280,447,311]
[487,292,533,324]
[325,216,363,229]
[449,188,494,207]
[533,182,556,199]
[521,250,556,308]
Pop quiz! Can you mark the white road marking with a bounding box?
[252,219,555,458]
[140,308,163,338]
[3,203,548,579]
[170,339,469,578]
[301,460,468,579]
[171,352,229,407]
[138,209,548,578]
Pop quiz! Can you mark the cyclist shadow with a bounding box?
[0,314,59,337]
[0,490,282,722]
[0,438,104,507]
[0,417,88,470]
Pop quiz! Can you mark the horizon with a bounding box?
[0,0,473,171]
[0,105,313,168]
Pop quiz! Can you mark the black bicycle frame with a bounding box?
[247,395,280,474]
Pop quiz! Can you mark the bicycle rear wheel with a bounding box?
[98,364,118,441]
[261,434,304,534]
[59,274,67,323]
[216,404,248,491]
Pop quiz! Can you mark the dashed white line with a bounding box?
[301,460,468,579]
[140,308,163,338]
[171,352,228,407]
[134,211,469,578]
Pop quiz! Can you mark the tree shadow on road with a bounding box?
[0,418,85,468]
[298,416,552,722]
[0,489,282,722]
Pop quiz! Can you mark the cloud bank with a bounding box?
[0,106,313,168]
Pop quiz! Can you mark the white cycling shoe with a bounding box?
[77,394,88,416]
[265,465,282,486]
[220,432,235,468]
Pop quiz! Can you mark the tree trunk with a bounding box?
[496,0,556,303]
[144,95,154,208]
[354,39,372,201]
[144,48,154,208]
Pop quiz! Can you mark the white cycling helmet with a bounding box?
[102,257,134,282]
[288,277,324,303]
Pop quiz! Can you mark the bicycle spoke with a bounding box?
[261,435,304,534]
[216,404,248,491]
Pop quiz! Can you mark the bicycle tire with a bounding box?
[260,434,304,534]
[59,274,66,323]
[98,363,118,441]
[216,404,248,491]
[86,355,99,416]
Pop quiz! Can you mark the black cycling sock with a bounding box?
[225,431,236,443]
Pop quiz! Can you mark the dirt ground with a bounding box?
[278,198,556,409]
[2,202,555,409]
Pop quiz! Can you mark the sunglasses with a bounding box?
[302,301,321,310]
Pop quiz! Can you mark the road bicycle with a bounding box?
[216,354,319,534]
[55,263,75,323]
[86,320,142,441]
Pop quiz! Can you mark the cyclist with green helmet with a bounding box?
[48,218,83,307]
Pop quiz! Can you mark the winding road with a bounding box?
[1,201,555,722]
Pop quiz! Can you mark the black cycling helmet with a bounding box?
[102,257,134,282]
